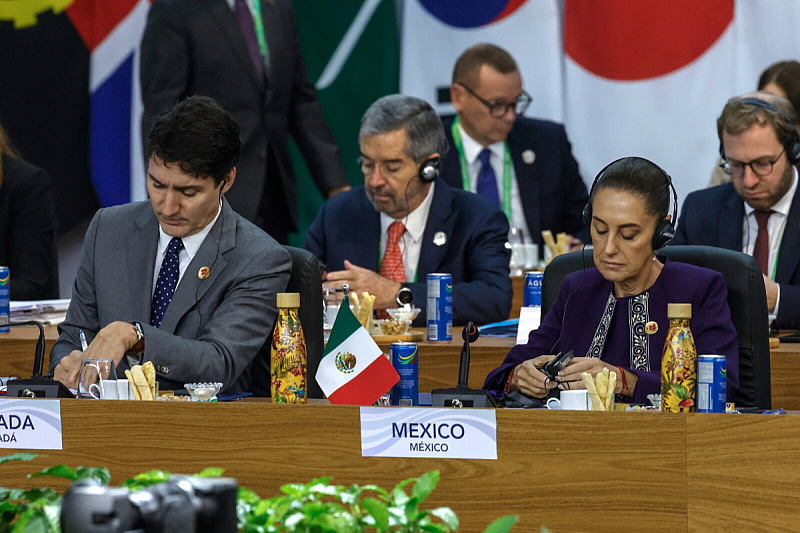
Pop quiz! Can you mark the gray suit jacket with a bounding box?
[50,199,291,393]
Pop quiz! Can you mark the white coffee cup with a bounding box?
[89,379,120,399]
[547,390,589,411]
[116,379,131,400]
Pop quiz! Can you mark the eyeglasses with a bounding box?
[457,82,532,118]
[720,147,786,178]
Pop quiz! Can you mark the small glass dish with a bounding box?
[374,318,412,336]
[184,382,223,402]
[647,394,662,409]
[386,307,421,322]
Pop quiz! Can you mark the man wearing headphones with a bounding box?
[673,92,800,328]
[304,94,512,326]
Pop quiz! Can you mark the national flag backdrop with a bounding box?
[400,0,800,211]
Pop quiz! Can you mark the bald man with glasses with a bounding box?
[440,43,589,258]
[673,92,800,329]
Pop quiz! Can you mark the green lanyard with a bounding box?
[771,240,781,280]
[249,0,269,67]
[451,116,513,220]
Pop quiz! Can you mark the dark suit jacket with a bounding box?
[140,0,348,230]
[0,154,58,300]
[672,182,800,328]
[440,116,589,252]
[50,199,292,393]
[303,179,512,326]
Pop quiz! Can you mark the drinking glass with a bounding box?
[78,359,116,399]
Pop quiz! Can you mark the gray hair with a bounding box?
[359,94,446,163]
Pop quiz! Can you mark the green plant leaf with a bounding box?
[404,497,420,522]
[0,453,38,465]
[360,496,389,530]
[194,467,225,478]
[29,464,76,481]
[120,469,171,490]
[0,488,25,503]
[430,507,459,530]
[483,515,519,533]
[411,471,439,504]
[74,466,111,485]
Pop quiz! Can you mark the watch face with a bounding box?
[397,288,413,305]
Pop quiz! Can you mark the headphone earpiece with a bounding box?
[418,157,440,183]
[583,157,678,251]
[720,97,800,165]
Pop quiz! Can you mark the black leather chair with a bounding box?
[541,245,771,409]
[249,245,324,398]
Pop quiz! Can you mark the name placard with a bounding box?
[360,407,497,460]
[0,399,63,450]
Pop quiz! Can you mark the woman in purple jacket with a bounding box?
[485,157,738,404]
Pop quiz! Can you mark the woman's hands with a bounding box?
[510,355,558,398]
[555,357,626,394]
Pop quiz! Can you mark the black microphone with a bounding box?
[431,321,496,408]
[457,321,479,388]
[4,321,74,398]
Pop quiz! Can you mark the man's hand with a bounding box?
[54,321,139,388]
[566,234,584,252]
[53,350,84,389]
[324,260,401,309]
[763,274,778,312]
[327,185,351,198]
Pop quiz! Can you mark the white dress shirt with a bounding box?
[152,203,222,295]
[458,123,529,240]
[741,167,798,314]
[379,182,436,282]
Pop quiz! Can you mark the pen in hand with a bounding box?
[79,330,88,351]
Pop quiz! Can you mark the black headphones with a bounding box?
[719,97,800,165]
[418,156,440,183]
[582,157,678,251]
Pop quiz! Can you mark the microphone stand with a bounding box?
[431,322,497,408]
[5,321,74,398]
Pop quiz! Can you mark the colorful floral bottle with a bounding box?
[661,303,697,412]
[271,293,307,403]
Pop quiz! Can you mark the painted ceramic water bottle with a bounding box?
[661,303,697,412]
[271,293,307,403]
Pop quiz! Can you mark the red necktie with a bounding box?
[380,221,406,282]
[753,210,773,276]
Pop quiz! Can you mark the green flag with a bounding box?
[289,0,400,247]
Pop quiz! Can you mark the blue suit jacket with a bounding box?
[672,182,800,328]
[440,116,589,252]
[303,179,512,326]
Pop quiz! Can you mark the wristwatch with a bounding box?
[396,283,413,306]
[130,321,145,354]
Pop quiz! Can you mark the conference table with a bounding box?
[2,400,800,531]
[3,325,800,409]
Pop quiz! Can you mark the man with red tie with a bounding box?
[303,95,512,326]
[673,92,800,328]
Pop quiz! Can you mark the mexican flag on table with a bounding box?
[316,295,399,405]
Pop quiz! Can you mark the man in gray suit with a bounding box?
[51,96,291,394]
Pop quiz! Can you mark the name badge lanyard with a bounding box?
[250,0,270,68]
[451,117,513,221]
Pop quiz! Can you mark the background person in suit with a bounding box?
[51,96,291,393]
[140,0,350,245]
[0,122,58,300]
[441,43,589,255]
[303,94,512,326]
[673,92,800,328]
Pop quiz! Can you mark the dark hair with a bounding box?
[0,122,18,158]
[758,60,800,118]
[591,157,671,220]
[359,94,446,163]
[452,43,518,88]
[717,92,797,149]
[147,95,240,185]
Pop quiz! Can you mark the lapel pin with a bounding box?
[198,266,211,280]
[433,231,447,247]
[522,149,536,164]
[645,321,658,335]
